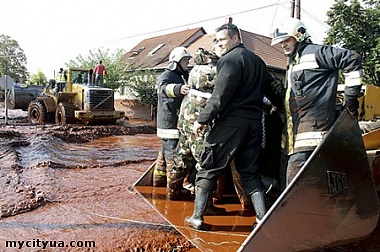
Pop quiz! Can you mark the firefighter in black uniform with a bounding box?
[270,18,363,187]
[154,47,191,200]
[185,23,282,230]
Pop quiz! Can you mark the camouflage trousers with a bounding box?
[153,138,187,200]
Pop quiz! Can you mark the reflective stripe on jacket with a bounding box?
[284,43,362,155]
[156,68,189,139]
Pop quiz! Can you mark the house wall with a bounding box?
[114,67,285,121]
[114,98,153,120]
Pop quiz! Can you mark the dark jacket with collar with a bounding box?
[156,66,189,139]
[197,43,271,125]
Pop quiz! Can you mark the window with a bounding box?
[148,43,165,55]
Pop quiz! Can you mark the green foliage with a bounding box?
[30,69,48,86]
[0,34,29,83]
[123,69,158,107]
[324,0,380,85]
[66,48,128,90]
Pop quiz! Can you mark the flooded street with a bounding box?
[0,108,379,251]
[0,120,195,251]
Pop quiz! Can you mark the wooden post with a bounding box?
[291,0,295,17]
[296,0,301,19]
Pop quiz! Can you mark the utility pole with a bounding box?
[291,0,301,19]
[296,0,301,19]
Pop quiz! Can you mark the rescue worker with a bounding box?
[153,47,191,200]
[185,23,281,230]
[270,18,363,187]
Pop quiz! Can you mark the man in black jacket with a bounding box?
[185,23,280,230]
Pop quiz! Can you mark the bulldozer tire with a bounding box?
[55,102,75,125]
[28,100,49,124]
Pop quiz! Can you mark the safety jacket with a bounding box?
[156,67,189,139]
[283,42,362,155]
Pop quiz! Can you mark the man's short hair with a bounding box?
[215,23,241,40]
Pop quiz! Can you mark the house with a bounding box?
[122,27,286,74]
[117,26,286,119]
[121,27,207,70]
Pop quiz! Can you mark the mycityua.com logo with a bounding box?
[5,239,95,249]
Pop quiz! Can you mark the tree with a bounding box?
[66,48,127,90]
[0,34,29,83]
[324,0,380,86]
[123,68,158,107]
[30,69,48,85]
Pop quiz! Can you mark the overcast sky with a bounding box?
[1,0,334,80]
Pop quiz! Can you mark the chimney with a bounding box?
[224,17,242,43]
[225,17,233,24]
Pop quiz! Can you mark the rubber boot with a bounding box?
[212,172,226,205]
[251,191,267,229]
[261,175,281,207]
[166,160,184,201]
[185,187,212,230]
[153,151,166,187]
[183,167,196,195]
[231,161,254,215]
[237,190,255,216]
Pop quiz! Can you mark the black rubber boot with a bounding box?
[261,176,281,207]
[251,191,267,228]
[185,187,212,230]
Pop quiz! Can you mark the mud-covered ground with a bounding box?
[0,106,195,252]
[1,105,380,252]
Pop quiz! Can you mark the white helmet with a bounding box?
[169,47,192,62]
[271,18,309,46]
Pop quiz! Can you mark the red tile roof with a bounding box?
[122,27,206,69]
[122,27,286,72]
[240,29,286,70]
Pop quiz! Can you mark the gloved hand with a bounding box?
[359,121,372,134]
[271,78,285,98]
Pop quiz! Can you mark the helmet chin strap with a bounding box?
[178,62,187,73]
[286,42,300,58]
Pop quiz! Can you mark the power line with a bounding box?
[302,8,330,29]
[103,2,286,44]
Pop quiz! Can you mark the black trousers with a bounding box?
[196,116,265,195]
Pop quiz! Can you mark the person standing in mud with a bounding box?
[153,47,191,200]
[270,18,363,187]
[185,23,282,230]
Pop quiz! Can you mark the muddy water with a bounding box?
[0,127,195,251]
[0,122,380,252]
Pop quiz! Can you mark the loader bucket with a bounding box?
[363,128,380,150]
[239,109,379,251]
[134,109,379,251]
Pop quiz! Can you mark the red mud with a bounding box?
[0,114,195,251]
[0,107,379,251]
